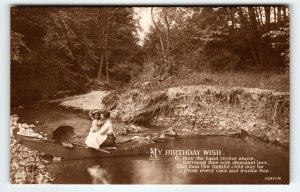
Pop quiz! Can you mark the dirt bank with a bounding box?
[109,85,289,146]
[49,90,110,111]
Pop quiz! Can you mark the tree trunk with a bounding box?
[248,7,259,32]
[230,8,235,30]
[248,6,268,69]
[237,7,246,28]
[277,7,282,27]
[238,7,259,68]
[254,7,262,32]
[258,7,264,26]
[273,7,277,23]
[163,9,170,60]
[151,7,166,59]
[263,7,271,70]
[283,7,288,23]
[104,10,110,83]
[105,40,109,82]
[97,53,104,79]
[264,7,271,31]
[97,9,105,80]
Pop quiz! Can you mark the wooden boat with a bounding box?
[14,134,156,159]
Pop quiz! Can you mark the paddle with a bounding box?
[115,135,134,144]
[93,148,111,154]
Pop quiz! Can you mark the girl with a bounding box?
[85,110,115,149]
[98,111,116,147]
[89,110,105,133]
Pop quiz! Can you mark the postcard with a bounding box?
[10,6,289,184]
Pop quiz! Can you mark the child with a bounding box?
[85,110,115,149]
[98,111,116,147]
[89,110,105,133]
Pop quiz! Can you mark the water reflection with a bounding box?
[46,136,288,184]
[128,159,188,184]
[87,165,111,184]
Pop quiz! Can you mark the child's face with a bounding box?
[93,113,100,119]
[100,114,105,120]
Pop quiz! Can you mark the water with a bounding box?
[12,103,289,184]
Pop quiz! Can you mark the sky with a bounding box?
[133,7,152,45]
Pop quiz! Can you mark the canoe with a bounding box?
[14,134,155,159]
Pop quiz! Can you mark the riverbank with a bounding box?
[50,85,289,146]
[111,85,289,146]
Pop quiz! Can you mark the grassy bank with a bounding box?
[134,71,289,93]
[102,70,289,118]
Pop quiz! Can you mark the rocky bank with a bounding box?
[10,115,54,184]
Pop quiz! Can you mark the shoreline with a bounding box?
[47,85,289,147]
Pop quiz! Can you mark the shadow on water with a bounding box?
[12,103,289,184]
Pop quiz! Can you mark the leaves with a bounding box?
[11,31,30,63]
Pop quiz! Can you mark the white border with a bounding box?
[1,1,299,192]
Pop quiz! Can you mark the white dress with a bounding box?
[85,119,113,149]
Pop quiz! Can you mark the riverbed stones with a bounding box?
[50,90,110,111]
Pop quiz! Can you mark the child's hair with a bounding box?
[102,111,110,119]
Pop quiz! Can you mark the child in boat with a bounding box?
[85,110,115,149]
[98,111,116,147]
[89,109,105,133]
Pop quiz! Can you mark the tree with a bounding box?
[11,7,141,105]
[144,6,289,72]
[151,7,166,60]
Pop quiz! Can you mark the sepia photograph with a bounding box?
[10,6,290,184]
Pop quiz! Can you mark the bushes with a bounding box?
[110,61,143,83]
[178,47,240,72]
[11,64,88,106]
[102,89,123,110]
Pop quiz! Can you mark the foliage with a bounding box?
[11,6,290,106]
[144,6,290,74]
[110,61,143,83]
[11,7,141,106]
[11,31,30,63]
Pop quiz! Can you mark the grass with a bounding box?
[139,71,289,93]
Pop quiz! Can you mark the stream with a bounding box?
[11,103,289,184]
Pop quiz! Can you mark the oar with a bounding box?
[115,136,134,144]
[93,148,111,154]
[69,141,111,154]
